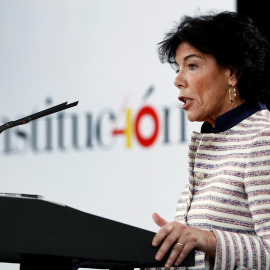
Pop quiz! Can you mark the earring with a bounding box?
[229,86,237,102]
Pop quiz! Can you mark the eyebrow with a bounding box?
[183,54,202,61]
[175,53,202,67]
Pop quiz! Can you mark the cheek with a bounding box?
[199,79,224,104]
[194,82,211,105]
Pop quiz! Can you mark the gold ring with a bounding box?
[176,242,184,248]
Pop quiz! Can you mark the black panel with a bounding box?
[0,197,195,269]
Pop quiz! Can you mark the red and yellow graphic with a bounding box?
[112,105,159,148]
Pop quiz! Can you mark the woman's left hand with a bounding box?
[152,212,216,268]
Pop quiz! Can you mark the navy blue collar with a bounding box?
[201,102,267,133]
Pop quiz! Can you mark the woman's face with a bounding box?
[174,42,240,126]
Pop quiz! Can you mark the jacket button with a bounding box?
[196,173,204,180]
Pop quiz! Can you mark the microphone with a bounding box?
[0,101,79,134]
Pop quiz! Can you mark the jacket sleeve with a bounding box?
[211,129,270,270]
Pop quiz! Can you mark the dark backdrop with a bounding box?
[237,0,270,42]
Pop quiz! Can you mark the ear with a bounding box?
[228,66,240,87]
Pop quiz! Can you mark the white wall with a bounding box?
[0,1,235,269]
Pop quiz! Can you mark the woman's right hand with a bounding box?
[152,212,216,268]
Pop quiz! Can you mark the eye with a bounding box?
[188,63,197,70]
[175,69,179,74]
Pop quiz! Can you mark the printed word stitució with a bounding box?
[0,101,187,154]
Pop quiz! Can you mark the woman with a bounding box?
[151,11,270,269]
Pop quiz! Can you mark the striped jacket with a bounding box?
[175,105,270,269]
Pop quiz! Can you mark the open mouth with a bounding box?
[178,96,192,105]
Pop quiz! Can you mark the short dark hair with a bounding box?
[158,11,270,107]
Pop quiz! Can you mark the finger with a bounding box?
[152,221,174,247]
[174,242,194,266]
[164,242,184,268]
[152,213,170,248]
[154,224,181,260]
[152,212,168,228]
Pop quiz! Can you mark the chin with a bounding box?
[186,112,206,123]
[186,115,200,122]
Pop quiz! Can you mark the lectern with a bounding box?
[0,196,195,270]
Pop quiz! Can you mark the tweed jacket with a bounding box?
[175,103,270,269]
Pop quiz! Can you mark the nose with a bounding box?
[174,70,185,89]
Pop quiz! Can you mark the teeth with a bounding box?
[184,98,191,104]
